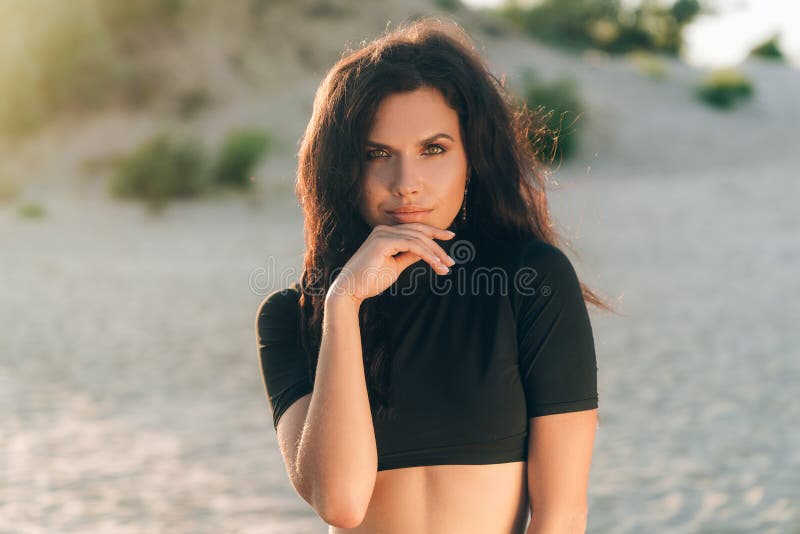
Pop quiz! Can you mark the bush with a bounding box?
[749,34,784,61]
[212,129,270,189]
[496,0,701,56]
[109,132,209,211]
[695,68,754,110]
[518,68,585,164]
[18,202,45,219]
[434,0,462,11]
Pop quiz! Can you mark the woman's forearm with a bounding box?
[295,292,377,527]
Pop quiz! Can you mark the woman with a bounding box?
[256,17,613,534]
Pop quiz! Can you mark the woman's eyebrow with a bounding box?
[365,132,454,149]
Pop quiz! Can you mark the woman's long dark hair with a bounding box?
[294,17,616,420]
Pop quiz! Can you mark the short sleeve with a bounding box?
[511,239,598,418]
[255,284,313,431]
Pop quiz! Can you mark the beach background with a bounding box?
[1,0,798,532]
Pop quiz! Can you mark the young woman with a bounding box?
[256,17,613,534]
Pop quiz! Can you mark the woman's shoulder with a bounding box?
[517,237,575,273]
[478,231,573,274]
[256,281,303,321]
[481,234,581,302]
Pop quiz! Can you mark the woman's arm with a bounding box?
[525,409,598,534]
[510,239,600,533]
[295,222,455,528]
[295,292,377,529]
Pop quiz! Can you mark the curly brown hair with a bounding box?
[294,16,615,420]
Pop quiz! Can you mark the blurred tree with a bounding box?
[497,0,704,56]
[670,0,701,25]
[434,0,463,12]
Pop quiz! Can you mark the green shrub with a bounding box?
[212,129,270,189]
[670,0,702,24]
[109,132,209,211]
[18,202,45,219]
[518,68,585,164]
[749,35,784,61]
[434,0,462,11]
[695,68,754,110]
[496,0,701,56]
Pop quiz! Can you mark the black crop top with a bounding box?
[255,227,598,471]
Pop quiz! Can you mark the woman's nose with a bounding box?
[390,157,423,195]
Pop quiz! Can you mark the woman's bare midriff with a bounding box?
[329,461,529,534]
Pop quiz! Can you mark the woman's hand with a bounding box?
[327,223,457,305]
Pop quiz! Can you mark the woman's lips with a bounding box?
[386,209,432,223]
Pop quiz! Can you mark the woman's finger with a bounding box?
[379,226,455,266]
[382,235,450,274]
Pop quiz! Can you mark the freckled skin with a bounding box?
[336,87,530,534]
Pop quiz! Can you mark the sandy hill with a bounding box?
[1,0,797,204]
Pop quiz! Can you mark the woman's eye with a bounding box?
[366,149,387,160]
[366,145,446,160]
[425,144,446,155]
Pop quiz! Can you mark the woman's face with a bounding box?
[358,86,469,230]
